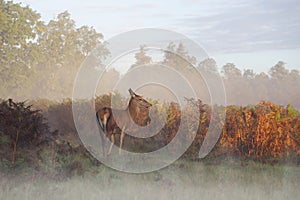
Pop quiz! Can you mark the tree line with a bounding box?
[131,45,300,108]
[1,0,300,109]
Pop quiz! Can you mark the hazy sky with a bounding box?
[17,0,300,73]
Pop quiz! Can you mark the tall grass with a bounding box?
[0,161,299,200]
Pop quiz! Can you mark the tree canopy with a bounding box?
[0,1,107,100]
[1,0,300,108]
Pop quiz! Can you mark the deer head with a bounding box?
[128,88,152,108]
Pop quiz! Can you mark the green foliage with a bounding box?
[275,110,281,120]
[33,11,107,100]
[163,42,196,71]
[0,1,108,100]
[0,98,100,176]
[0,0,44,98]
[221,63,242,79]
[0,98,55,168]
[269,61,289,80]
[0,0,43,67]
[198,58,218,73]
[287,103,299,118]
[131,45,152,68]
[0,99,46,144]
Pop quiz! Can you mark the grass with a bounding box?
[0,98,299,199]
[0,160,299,200]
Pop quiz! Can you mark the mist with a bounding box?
[1,161,299,200]
[1,2,299,200]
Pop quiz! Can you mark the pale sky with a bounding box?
[16,0,300,73]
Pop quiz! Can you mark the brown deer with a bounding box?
[96,88,152,155]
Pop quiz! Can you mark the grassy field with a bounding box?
[1,160,299,200]
[0,99,299,199]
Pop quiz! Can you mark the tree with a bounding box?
[0,3,107,100]
[198,58,218,73]
[255,72,269,80]
[76,25,104,57]
[163,42,196,71]
[34,11,107,99]
[221,63,242,79]
[0,0,44,98]
[289,69,300,80]
[38,11,79,66]
[269,61,289,80]
[243,69,256,80]
[131,45,152,68]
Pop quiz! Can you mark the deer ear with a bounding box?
[128,88,135,97]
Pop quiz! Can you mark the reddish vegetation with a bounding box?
[220,101,299,161]
[141,98,299,163]
[0,97,299,171]
[179,100,299,163]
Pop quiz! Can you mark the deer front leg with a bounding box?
[119,126,125,155]
[104,136,109,157]
[108,134,115,155]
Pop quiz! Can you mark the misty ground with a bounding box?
[1,160,299,200]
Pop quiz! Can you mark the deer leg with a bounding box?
[102,123,108,157]
[96,113,106,157]
[119,126,125,155]
[104,135,110,157]
[101,112,109,157]
[100,130,107,157]
[108,134,114,155]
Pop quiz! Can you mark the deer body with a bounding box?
[96,89,152,155]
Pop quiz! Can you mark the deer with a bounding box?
[96,88,152,155]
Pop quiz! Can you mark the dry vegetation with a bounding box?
[0,96,299,178]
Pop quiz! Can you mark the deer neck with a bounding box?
[127,99,139,121]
